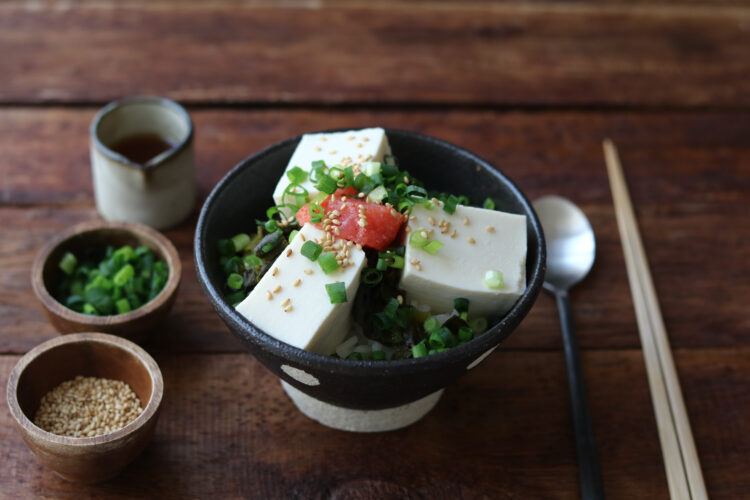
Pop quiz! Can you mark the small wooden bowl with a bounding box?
[6,332,164,483]
[31,220,181,344]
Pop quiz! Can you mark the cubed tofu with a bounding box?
[235,224,367,355]
[272,128,391,211]
[399,203,527,318]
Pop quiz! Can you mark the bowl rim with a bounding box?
[195,127,546,376]
[31,219,182,327]
[6,332,164,446]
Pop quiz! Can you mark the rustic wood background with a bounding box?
[1,1,748,499]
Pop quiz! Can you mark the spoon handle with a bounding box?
[555,290,605,500]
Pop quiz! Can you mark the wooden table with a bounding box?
[2,2,749,498]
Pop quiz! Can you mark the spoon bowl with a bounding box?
[534,196,595,292]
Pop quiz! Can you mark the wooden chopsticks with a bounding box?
[603,140,708,500]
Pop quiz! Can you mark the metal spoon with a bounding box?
[533,196,604,500]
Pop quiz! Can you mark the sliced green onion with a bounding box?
[363,161,381,176]
[343,166,354,186]
[113,245,135,263]
[226,291,246,306]
[231,233,251,252]
[115,298,131,315]
[301,240,323,261]
[361,268,383,286]
[311,160,326,170]
[367,185,388,203]
[429,327,457,349]
[227,273,244,290]
[113,264,135,287]
[484,269,504,289]
[470,317,488,333]
[423,315,441,333]
[454,297,469,313]
[406,185,428,202]
[264,220,278,232]
[347,352,363,360]
[383,298,400,318]
[218,239,235,257]
[412,340,428,358]
[59,252,77,275]
[353,173,368,191]
[483,197,496,210]
[376,258,388,271]
[458,326,473,342]
[84,287,114,315]
[457,195,470,205]
[372,350,386,361]
[286,166,308,184]
[315,174,338,194]
[325,282,347,304]
[443,194,459,214]
[288,230,299,242]
[82,303,98,315]
[423,240,444,255]
[244,254,262,269]
[409,229,429,248]
[318,252,339,274]
[309,203,324,223]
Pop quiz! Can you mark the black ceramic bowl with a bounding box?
[195,129,545,411]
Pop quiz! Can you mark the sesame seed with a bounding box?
[410,258,419,265]
[397,295,404,304]
[281,298,291,307]
[390,209,399,217]
[271,267,279,277]
[300,233,306,242]
[304,269,313,275]
[266,290,273,300]
[357,220,366,227]
[363,137,370,142]
[450,230,457,238]
[284,306,293,313]
[334,227,341,234]
[329,150,337,155]
[358,192,366,198]
[314,146,321,152]
[319,137,327,142]
[273,285,282,294]
[404,176,410,184]
[356,143,363,148]
[416,263,423,271]
[486,226,496,233]
[409,215,417,221]
[463,216,470,226]
[467,237,476,244]
[332,219,341,225]
[348,135,355,141]
[405,226,411,233]
[356,244,363,250]
[286,248,293,257]
[420,230,428,238]
[428,216,436,226]
[293,279,301,287]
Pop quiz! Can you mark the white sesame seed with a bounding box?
[463,216,470,226]
[266,290,273,300]
[281,298,291,307]
[467,237,476,244]
[428,216,436,226]
[273,285,282,294]
[486,226,495,233]
[286,248,293,257]
[284,306,293,313]
[271,267,279,277]
[450,230,457,238]
[293,279,302,287]
[304,269,313,275]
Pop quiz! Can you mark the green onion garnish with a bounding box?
[454,297,469,313]
[423,240,443,255]
[361,268,383,286]
[309,203,324,223]
[288,230,299,242]
[376,258,387,271]
[311,159,326,170]
[423,315,441,333]
[470,317,488,333]
[483,197,496,210]
[367,185,388,203]
[59,252,77,276]
[484,269,504,289]
[318,252,339,274]
[325,282,347,304]
[113,264,134,287]
[412,340,428,358]
[286,166,308,184]
[372,350,386,361]
[301,240,323,261]
[458,326,473,342]
[443,194,459,214]
[82,303,97,315]
[429,327,457,349]
[217,238,235,257]
[244,254,262,269]
[227,273,244,290]
[115,298,131,315]
[314,174,338,194]
[363,161,381,176]
[231,233,251,252]
[409,229,429,248]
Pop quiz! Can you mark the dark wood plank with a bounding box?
[2,3,750,107]
[1,109,748,353]
[3,348,749,499]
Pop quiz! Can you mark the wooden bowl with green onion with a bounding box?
[31,220,181,344]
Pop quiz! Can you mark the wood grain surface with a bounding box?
[2,1,749,498]
[2,2,750,107]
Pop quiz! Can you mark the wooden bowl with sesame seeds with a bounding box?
[6,332,164,483]
[31,219,181,344]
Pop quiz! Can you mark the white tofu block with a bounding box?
[272,128,391,210]
[235,224,367,355]
[399,203,527,318]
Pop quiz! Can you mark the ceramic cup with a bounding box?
[90,96,196,230]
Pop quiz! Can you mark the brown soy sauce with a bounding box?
[109,133,175,165]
